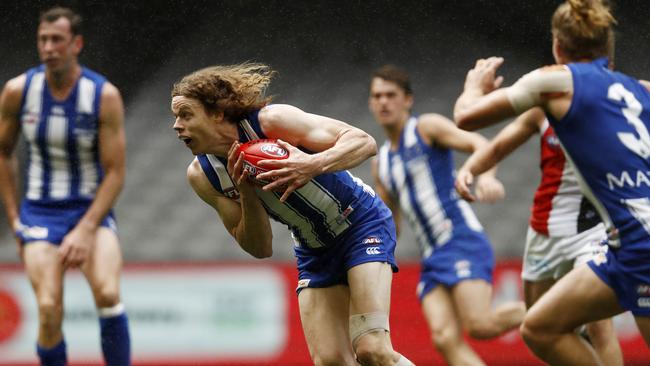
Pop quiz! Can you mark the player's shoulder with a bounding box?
[2,74,27,97]
[187,158,205,184]
[1,74,27,110]
[259,104,301,122]
[417,113,453,125]
[538,64,568,73]
[187,157,227,199]
[416,113,455,136]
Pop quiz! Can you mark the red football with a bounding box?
[237,139,289,185]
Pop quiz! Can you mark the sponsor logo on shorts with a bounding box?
[362,236,382,245]
[637,284,650,296]
[638,297,650,308]
[366,246,381,255]
[455,260,472,278]
[296,279,311,290]
[22,225,48,240]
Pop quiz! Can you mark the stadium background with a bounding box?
[1,1,649,365]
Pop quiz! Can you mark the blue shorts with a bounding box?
[17,200,117,245]
[294,207,398,293]
[588,245,650,316]
[417,232,495,301]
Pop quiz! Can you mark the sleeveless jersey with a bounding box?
[197,109,384,249]
[376,116,484,258]
[548,58,650,252]
[20,65,106,204]
[530,120,600,236]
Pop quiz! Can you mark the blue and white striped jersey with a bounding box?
[197,108,386,249]
[377,117,484,257]
[20,65,106,204]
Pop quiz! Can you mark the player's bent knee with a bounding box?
[37,298,63,320]
[93,287,120,308]
[355,338,393,366]
[463,316,497,339]
[520,318,555,352]
[431,324,461,352]
[350,312,393,365]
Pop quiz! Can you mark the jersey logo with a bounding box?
[608,83,650,159]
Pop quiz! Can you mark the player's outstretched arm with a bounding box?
[455,108,543,202]
[454,57,515,130]
[256,104,377,201]
[0,75,25,252]
[187,158,273,258]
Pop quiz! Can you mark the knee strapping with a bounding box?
[349,312,389,346]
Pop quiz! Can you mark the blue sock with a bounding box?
[37,339,67,366]
[99,304,131,366]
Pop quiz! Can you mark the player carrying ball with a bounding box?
[170,63,414,366]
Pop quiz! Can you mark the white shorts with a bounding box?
[522,223,608,281]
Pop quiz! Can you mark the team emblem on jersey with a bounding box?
[545,134,561,149]
[335,205,354,225]
[75,113,98,131]
[22,113,39,125]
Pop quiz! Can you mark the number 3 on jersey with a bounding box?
[608,83,650,158]
[609,83,650,235]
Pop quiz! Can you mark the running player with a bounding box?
[456,107,622,365]
[369,64,525,365]
[0,7,130,366]
[171,63,414,366]
[454,0,650,364]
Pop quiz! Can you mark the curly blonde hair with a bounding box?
[172,62,275,121]
[552,0,616,62]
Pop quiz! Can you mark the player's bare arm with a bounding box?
[455,58,573,131]
[0,75,26,250]
[456,108,543,202]
[418,113,504,202]
[372,157,401,236]
[58,82,126,267]
[187,158,273,258]
[417,113,489,153]
[256,104,377,201]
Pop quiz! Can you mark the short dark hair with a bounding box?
[39,7,83,36]
[371,64,413,95]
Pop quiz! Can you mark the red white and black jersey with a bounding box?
[529,120,600,237]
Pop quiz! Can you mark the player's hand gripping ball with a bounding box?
[237,139,289,186]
